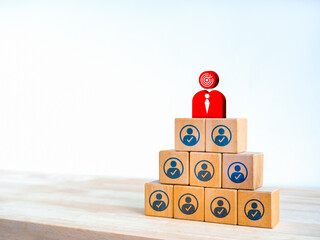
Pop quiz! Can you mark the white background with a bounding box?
[0,1,319,187]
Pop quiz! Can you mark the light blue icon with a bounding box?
[149,190,169,212]
[244,199,265,221]
[180,125,200,146]
[227,162,248,183]
[211,125,232,146]
[194,160,214,182]
[178,193,199,215]
[210,197,231,218]
[163,157,184,179]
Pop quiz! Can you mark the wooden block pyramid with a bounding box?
[145,72,280,228]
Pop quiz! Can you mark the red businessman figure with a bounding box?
[192,71,226,118]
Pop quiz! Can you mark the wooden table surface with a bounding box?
[0,171,319,240]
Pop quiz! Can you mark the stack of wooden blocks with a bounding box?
[145,118,279,228]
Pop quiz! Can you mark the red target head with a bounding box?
[199,71,219,89]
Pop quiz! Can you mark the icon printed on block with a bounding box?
[244,199,265,221]
[210,197,231,218]
[211,125,232,146]
[178,193,199,215]
[194,160,214,182]
[227,162,248,183]
[163,157,184,179]
[179,125,200,146]
[149,190,169,212]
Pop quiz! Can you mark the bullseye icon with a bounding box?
[199,71,219,89]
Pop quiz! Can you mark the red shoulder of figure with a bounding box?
[199,71,219,89]
[207,90,226,118]
[192,90,208,118]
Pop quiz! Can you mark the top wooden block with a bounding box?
[175,118,206,152]
[206,118,247,153]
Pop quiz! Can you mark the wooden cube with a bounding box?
[190,152,221,188]
[174,185,204,221]
[145,181,173,218]
[206,118,247,153]
[159,150,189,185]
[238,188,280,228]
[222,152,263,190]
[205,188,237,225]
[175,118,206,152]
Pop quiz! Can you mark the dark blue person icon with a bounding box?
[211,125,232,147]
[244,199,265,221]
[164,157,184,179]
[179,125,200,147]
[181,197,196,215]
[195,160,214,182]
[211,197,231,218]
[149,190,169,212]
[178,193,199,215]
[213,200,228,218]
[230,165,245,183]
[227,162,248,184]
[152,193,167,211]
[167,160,181,179]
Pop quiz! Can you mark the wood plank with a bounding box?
[0,170,319,239]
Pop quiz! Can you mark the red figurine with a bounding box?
[192,71,226,118]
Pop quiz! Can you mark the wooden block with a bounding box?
[174,185,204,221]
[190,152,221,188]
[238,188,280,228]
[175,118,206,152]
[159,150,189,185]
[222,152,263,190]
[145,181,173,218]
[205,188,237,225]
[206,118,247,153]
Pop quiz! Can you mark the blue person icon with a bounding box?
[247,202,262,220]
[182,128,197,146]
[213,200,228,218]
[230,165,245,183]
[211,125,232,147]
[244,199,264,221]
[214,128,229,146]
[197,163,212,181]
[167,160,181,179]
[181,196,196,215]
[227,162,248,184]
[152,193,167,212]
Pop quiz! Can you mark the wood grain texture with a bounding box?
[173,185,205,221]
[205,188,237,225]
[175,118,206,152]
[190,152,221,188]
[206,118,247,153]
[145,181,173,218]
[159,150,189,185]
[238,188,279,228]
[222,152,264,190]
[0,171,320,239]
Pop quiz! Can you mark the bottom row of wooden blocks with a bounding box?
[145,181,279,228]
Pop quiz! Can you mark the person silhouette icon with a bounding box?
[192,71,226,118]
[213,200,228,218]
[166,160,181,179]
[182,128,197,146]
[230,165,245,183]
[152,193,167,212]
[214,128,229,146]
[181,196,196,215]
[197,163,212,181]
[247,202,262,220]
